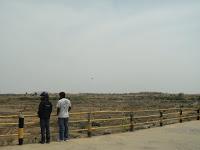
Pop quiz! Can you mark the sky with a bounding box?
[0,0,200,94]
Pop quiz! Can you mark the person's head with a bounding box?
[59,92,65,99]
[40,91,49,101]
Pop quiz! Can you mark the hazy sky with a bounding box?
[0,0,200,94]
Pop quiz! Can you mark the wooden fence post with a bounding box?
[130,112,134,131]
[179,109,182,123]
[87,112,92,137]
[160,111,163,127]
[18,112,24,145]
[197,109,200,120]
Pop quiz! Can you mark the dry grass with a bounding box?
[0,92,199,145]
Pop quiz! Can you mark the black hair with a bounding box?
[59,92,66,99]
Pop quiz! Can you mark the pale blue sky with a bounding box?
[0,0,200,93]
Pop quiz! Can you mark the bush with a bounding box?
[176,93,185,100]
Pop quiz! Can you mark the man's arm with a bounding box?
[50,102,53,114]
[57,107,60,116]
[56,101,60,116]
[68,100,72,112]
[68,106,71,112]
[38,102,43,117]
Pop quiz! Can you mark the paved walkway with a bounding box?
[1,121,200,150]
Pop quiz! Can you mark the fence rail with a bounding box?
[0,107,199,145]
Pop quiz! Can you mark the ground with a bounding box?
[1,121,200,150]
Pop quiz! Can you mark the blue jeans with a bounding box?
[40,118,50,143]
[58,118,69,140]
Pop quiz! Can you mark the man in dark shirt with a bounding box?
[38,92,52,144]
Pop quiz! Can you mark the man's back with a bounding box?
[57,98,71,118]
[38,100,52,119]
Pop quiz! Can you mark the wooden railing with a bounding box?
[0,107,199,145]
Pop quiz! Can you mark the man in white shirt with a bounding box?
[56,92,71,141]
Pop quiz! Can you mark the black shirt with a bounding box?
[38,100,52,119]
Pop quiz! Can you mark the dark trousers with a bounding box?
[40,118,50,143]
[58,118,69,141]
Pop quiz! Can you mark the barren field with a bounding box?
[1,92,199,114]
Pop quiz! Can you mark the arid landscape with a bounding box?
[1,0,199,149]
[0,92,200,145]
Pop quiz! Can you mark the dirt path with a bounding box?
[1,121,200,150]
